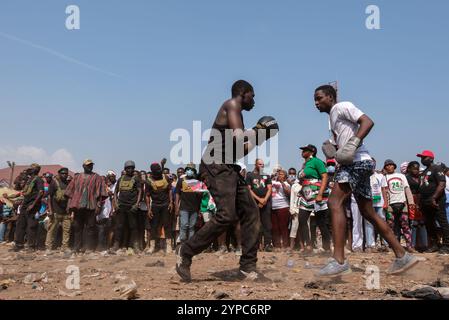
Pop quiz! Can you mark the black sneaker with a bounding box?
[438,246,449,255]
[264,244,274,252]
[425,245,439,253]
[9,245,23,252]
[175,244,192,282]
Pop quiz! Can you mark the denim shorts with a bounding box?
[335,160,375,200]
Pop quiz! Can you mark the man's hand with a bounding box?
[335,136,361,165]
[175,207,180,216]
[383,202,389,210]
[70,212,75,222]
[161,158,167,166]
[147,210,153,219]
[431,198,439,209]
[168,202,173,212]
[316,194,323,203]
[131,204,139,213]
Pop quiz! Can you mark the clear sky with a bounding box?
[1,0,448,174]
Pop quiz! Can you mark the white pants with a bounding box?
[290,214,299,238]
[351,200,376,250]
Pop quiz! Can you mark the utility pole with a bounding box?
[7,161,15,188]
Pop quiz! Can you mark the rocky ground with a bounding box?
[1,243,448,300]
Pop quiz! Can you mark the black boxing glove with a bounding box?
[253,116,279,145]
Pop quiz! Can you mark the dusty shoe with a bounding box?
[387,252,419,275]
[216,245,227,255]
[175,244,192,282]
[165,244,173,255]
[235,247,242,257]
[147,240,156,254]
[317,258,351,277]
[438,246,449,255]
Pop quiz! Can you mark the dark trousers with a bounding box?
[151,205,172,240]
[114,206,138,247]
[183,163,260,272]
[15,208,39,248]
[97,218,111,251]
[271,207,290,248]
[421,197,449,247]
[259,203,272,247]
[299,209,331,250]
[136,210,147,249]
[73,209,97,252]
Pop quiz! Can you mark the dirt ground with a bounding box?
[1,243,448,300]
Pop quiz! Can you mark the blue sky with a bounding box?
[0,0,448,174]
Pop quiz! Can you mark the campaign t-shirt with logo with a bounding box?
[370,172,384,208]
[246,172,272,198]
[329,102,372,162]
[271,180,290,210]
[382,173,409,205]
[176,178,205,212]
[419,164,446,201]
[298,157,329,211]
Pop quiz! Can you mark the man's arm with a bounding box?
[283,181,291,197]
[316,173,328,203]
[28,178,44,211]
[168,187,173,211]
[113,180,119,212]
[247,187,262,204]
[226,102,258,157]
[262,185,272,206]
[355,114,374,141]
[382,187,389,209]
[432,181,446,207]
[175,193,180,214]
[136,186,142,208]
[145,192,152,219]
[47,182,54,216]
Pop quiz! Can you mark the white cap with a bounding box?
[107,170,117,177]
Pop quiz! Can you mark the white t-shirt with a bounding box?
[271,180,290,210]
[97,182,116,221]
[445,175,449,203]
[290,183,302,215]
[381,173,409,205]
[370,172,384,208]
[329,102,371,162]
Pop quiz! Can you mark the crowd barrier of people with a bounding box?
[1,149,448,259]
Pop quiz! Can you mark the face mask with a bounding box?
[327,166,336,174]
[185,169,194,178]
[421,159,433,167]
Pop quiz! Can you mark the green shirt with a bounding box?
[303,157,327,180]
